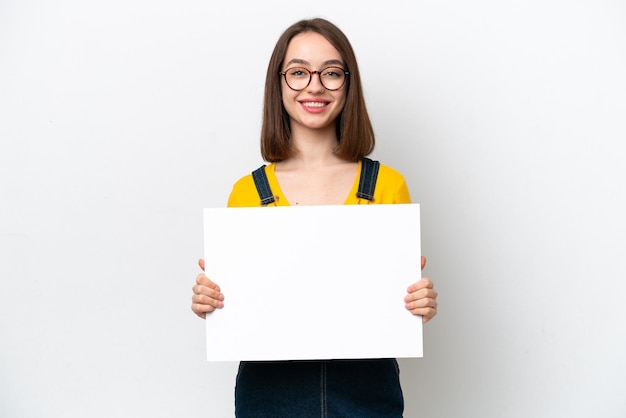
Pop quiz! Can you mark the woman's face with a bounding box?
[281,32,347,134]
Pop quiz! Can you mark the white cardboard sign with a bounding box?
[203,204,422,361]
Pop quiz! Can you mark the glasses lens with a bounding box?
[320,67,346,90]
[284,67,310,91]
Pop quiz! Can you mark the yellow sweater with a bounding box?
[227,160,411,207]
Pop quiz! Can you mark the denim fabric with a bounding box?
[251,165,276,206]
[234,359,404,417]
[355,158,380,202]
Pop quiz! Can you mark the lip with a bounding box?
[298,100,330,114]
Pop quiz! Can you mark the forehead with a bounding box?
[284,32,343,66]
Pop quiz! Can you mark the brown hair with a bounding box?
[260,18,375,162]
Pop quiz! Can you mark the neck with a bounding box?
[287,124,342,168]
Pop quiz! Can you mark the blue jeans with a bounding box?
[234,359,404,417]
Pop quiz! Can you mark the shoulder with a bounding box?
[376,162,406,183]
[227,163,282,207]
[369,160,412,204]
[227,168,263,207]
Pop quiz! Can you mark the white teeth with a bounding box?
[302,102,326,108]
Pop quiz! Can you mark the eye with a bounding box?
[323,67,343,78]
[287,68,309,78]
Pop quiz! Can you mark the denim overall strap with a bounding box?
[251,165,276,206]
[356,157,380,202]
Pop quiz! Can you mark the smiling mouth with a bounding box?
[301,102,328,108]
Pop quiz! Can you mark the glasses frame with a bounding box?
[279,66,350,91]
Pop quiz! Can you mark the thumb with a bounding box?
[198,258,205,271]
[421,256,427,271]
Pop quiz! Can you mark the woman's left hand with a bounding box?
[404,256,438,323]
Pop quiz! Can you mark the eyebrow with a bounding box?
[285,58,345,68]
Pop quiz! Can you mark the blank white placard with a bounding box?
[203,204,422,361]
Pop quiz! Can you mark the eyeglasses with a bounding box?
[279,66,349,91]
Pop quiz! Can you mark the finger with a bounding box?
[404,292,438,309]
[192,281,224,301]
[191,307,206,319]
[421,256,427,270]
[191,292,225,321]
[404,286,438,303]
[191,300,219,318]
[407,278,434,293]
[198,258,205,271]
[191,289,225,318]
[406,295,437,322]
[422,309,437,323]
[410,307,437,323]
[192,292,224,308]
[195,273,220,292]
[405,297,438,322]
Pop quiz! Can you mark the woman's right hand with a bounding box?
[191,259,225,319]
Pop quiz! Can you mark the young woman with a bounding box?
[191,18,438,418]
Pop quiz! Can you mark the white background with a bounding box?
[1,1,625,417]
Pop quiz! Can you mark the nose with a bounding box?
[306,70,326,92]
